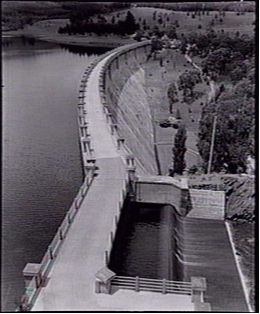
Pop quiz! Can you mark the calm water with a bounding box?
[2,37,108,312]
[109,201,181,281]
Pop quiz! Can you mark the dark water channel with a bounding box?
[109,200,183,281]
[2,36,109,312]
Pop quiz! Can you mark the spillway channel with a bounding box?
[109,199,183,281]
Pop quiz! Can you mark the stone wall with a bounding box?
[103,42,158,175]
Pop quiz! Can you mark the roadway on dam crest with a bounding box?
[32,51,194,311]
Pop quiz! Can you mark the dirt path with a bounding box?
[185,51,216,103]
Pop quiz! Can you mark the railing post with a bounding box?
[191,277,207,303]
[67,212,71,224]
[135,276,139,292]
[110,231,114,244]
[117,138,125,150]
[48,246,53,260]
[105,251,109,266]
[106,112,112,123]
[83,141,87,153]
[115,215,118,225]
[75,199,78,210]
[162,279,167,294]
[59,228,63,241]
[81,185,85,197]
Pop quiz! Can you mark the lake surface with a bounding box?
[2,37,108,312]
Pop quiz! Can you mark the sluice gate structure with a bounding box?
[20,42,249,312]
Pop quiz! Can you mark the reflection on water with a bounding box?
[59,43,110,56]
[2,36,107,311]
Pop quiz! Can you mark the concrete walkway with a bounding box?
[32,52,194,311]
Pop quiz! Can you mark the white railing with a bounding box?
[104,184,128,266]
[111,276,192,295]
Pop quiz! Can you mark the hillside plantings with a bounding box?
[177,70,202,103]
[137,2,255,13]
[197,71,255,174]
[167,82,179,113]
[2,2,131,31]
[169,123,187,176]
[58,10,139,36]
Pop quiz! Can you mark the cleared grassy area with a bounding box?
[145,49,207,174]
[102,6,255,36]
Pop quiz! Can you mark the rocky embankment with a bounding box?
[223,176,255,221]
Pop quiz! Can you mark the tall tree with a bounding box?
[123,10,138,34]
[167,82,179,113]
[178,70,201,98]
[197,84,255,174]
[171,124,187,175]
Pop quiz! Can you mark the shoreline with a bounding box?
[2,20,136,49]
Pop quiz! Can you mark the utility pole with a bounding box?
[207,115,217,176]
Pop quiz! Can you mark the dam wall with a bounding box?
[100,41,158,175]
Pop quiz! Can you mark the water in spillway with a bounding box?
[109,200,183,281]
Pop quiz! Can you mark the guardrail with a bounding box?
[111,276,192,295]
[96,274,211,310]
[103,184,128,267]
[20,167,96,311]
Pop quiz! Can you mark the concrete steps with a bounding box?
[187,189,225,220]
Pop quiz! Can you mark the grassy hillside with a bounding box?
[2,1,130,31]
[136,2,256,12]
[104,6,255,36]
[2,1,69,30]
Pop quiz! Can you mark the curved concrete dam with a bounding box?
[20,41,249,312]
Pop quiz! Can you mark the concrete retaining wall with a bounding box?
[134,176,189,216]
[187,189,225,220]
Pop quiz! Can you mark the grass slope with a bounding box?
[102,6,255,36]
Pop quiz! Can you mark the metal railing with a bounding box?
[111,276,192,295]
[20,167,96,311]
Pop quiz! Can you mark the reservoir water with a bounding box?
[2,37,108,312]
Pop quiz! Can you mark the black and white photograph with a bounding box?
[2,1,256,312]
